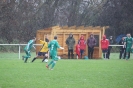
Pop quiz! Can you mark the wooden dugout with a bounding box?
[36,26,109,59]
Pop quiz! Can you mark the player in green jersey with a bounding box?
[22,38,36,63]
[124,33,133,60]
[46,36,64,70]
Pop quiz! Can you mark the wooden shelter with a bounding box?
[36,26,109,59]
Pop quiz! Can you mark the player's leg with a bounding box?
[126,47,130,60]
[46,55,53,68]
[24,58,28,63]
[24,51,31,63]
[31,52,40,62]
[42,53,48,62]
[51,61,56,70]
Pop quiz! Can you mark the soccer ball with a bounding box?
[44,59,48,63]
[58,56,61,60]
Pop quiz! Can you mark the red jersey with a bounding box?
[79,35,86,50]
[101,35,109,49]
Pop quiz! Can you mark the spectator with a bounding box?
[101,35,109,59]
[75,41,80,59]
[79,35,86,59]
[87,33,96,59]
[107,36,114,59]
[66,33,75,59]
[119,37,126,59]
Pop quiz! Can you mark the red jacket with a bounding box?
[79,35,86,50]
[101,35,109,49]
[75,44,80,57]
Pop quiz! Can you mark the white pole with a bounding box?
[19,45,21,59]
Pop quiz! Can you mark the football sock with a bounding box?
[42,57,47,62]
[48,60,53,66]
[51,62,56,69]
[126,55,128,60]
[24,58,28,63]
[32,58,36,62]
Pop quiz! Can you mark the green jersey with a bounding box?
[48,40,60,53]
[24,40,34,51]
[125,37,133,48]
[48,40,60,60]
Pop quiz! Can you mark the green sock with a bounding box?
[48,60,53,66]
[126,55,128,59]
[51,62,56,69]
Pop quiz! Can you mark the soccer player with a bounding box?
[22,37,36,63]
[124,33,133,60]
[101,35,109,59]
[46,36,64,70]
[31,35,49,62]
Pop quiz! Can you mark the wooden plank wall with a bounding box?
[36,26,108,59]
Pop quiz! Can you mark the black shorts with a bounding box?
[102,49,108,53]
[38,52,47,56]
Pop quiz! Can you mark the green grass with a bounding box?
[0,53,133,88]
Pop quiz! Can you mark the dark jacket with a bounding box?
[66,34,75,50]
[119,39,125,49]
[108,38,113,49]
[87,35,96,48]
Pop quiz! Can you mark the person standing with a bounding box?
[101,35,109,59]
[46,36,64,70]
[66,33,75,59]
[119,37,126,59]
[87,33,96,59]
[79,35,86,59]
[22,37,36,63]
[75,41,80,59]
[31,35,49,62]
[124,33,133,60]
[107,36,114,59]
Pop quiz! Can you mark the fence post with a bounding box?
[19,45,21,59]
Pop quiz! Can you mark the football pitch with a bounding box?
[0,53,133,88]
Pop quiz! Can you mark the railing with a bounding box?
[0,44,42,59]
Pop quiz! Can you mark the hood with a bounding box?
[80,35,84,40]
[90,33,94,38]
[69,33,73,38]
[103,35,106,40]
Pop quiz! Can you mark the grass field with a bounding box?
[0,53,133,88]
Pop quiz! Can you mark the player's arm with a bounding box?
[56,41,64,49]
[124,38,127,48]
[132,38,133,49]
[33,45,36,50]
